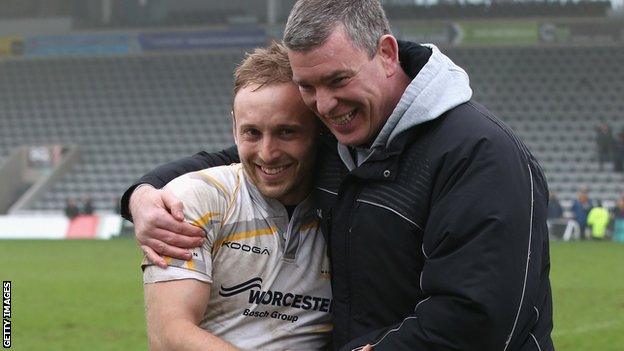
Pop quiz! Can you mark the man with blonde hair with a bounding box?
[142,42,332,350]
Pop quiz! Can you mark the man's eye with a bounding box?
[280,129,296,137]
[243,129,260,137]
[332,77,348,86]
[298,84,313,92]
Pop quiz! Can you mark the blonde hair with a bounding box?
[233,41,292,100]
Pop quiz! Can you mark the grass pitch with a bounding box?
[0,238,622,350]
[0,238,146,351]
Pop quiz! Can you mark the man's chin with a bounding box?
[257,184,288,200]
[334,133,368,147]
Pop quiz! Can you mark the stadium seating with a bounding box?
[0,45,622,212]
[0,51,243,211]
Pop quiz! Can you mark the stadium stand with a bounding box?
[0,51,243,211]
[1,45,623,212]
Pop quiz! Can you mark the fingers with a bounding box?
[147,209,204,239]
[362,345,373,351]
[162,188,185,221]
[166,216,205,238]
[142,222,204,248]
[140,245,167,269]
[140,226,201,257]
[165,226,206,247]
[142,236,193,261]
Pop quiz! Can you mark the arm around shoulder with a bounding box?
[121,146,239,221]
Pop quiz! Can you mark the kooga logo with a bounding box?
[219,277,332,313]
[222,241,270,256]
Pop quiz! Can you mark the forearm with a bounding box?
[149,318,238,351]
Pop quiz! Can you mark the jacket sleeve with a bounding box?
[341,124,550,350]
[120,146,239,221]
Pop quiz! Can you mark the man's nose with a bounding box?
[315,88,338,117]
[259,136,281,163]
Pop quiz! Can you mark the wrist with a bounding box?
[130,184,156,216]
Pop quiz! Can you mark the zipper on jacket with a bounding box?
[325,210,332,265]
[344,184,363,340]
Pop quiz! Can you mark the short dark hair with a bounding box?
[283,0,391,58]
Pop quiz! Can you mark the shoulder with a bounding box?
[428,101,528,162]
[166,164,244,214]
[167,164,242,196]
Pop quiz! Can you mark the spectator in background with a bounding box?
[612,196,624,242]
[613,131,624,173]
[596,122,613,171]
[571,186,594,240]
[547,192,564,220]
[587,200,609,240]
[64,198,79,219]
[81,195,94,215]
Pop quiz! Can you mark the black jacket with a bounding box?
[121,42,553,350]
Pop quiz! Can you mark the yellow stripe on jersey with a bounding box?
[185,259,195,270]
[212,227,277,255]
[300,220,319,232]
[191,211,220,228]
[311,323,334,333]
[221,168,243,226]
[198,171,231,200]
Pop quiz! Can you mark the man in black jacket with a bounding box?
[121,1,553,350]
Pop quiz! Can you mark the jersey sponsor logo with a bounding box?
[242,309,299,323]
[219,277,332,313]
[248,289,332,313]
[219,277,262,297]
[222,241,270,256]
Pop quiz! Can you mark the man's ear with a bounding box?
[377,35,400,78]
[231,110,238,144]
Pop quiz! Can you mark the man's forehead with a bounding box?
[290,51,356,83]
[289,37,367,82]
[237,120,305,128]
[292,66,352,84]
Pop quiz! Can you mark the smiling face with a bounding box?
[233,82,318,205]
[288,26,401,147]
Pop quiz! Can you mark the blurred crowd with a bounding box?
[63,196,94,219]
[548,186,624,242]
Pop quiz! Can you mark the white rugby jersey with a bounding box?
[143,164,332,350]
